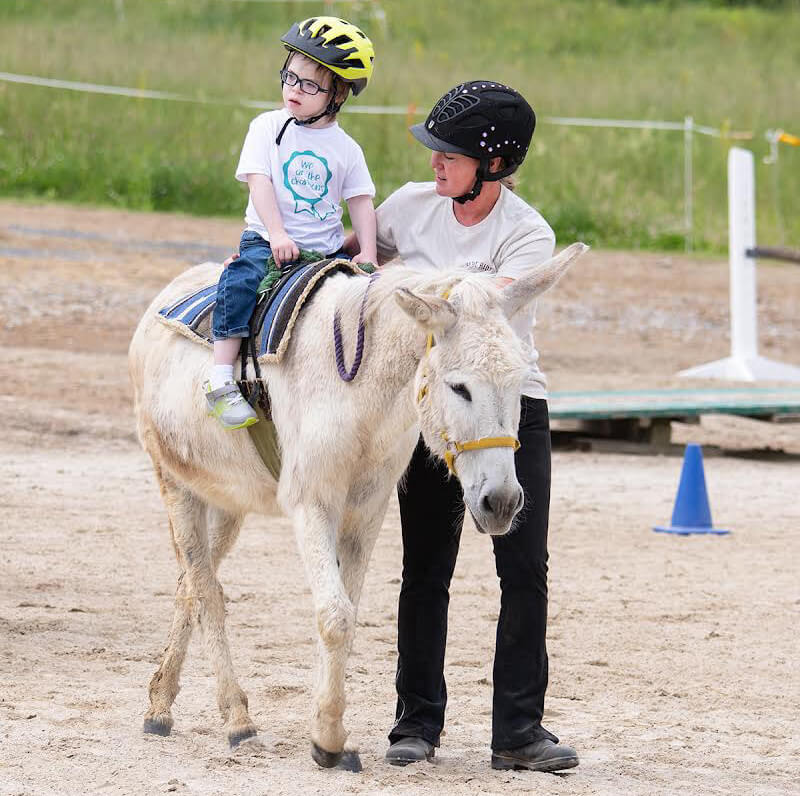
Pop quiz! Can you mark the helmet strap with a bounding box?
[453,159,489,204]
[452,158,519,204]
[483,161,519,182]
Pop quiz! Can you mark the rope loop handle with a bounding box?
[333,271,378,382]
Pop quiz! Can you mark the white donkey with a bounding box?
[128,242,586,770]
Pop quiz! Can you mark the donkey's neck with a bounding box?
[331,273,426,439]
[367,292,426,433]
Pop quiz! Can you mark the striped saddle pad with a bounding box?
[156,257,359,364]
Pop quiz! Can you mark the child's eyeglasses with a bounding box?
[279,69,329,96]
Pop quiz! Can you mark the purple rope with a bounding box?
[333,272,378,382]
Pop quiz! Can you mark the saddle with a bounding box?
[157,257,364,363]
[156,257,368,479]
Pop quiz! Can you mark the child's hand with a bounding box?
[351,252,376,268]
[271,233,300,268]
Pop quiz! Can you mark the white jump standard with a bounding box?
[679,147,800,383]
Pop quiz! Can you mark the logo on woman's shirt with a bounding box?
[462,260,495,273]
[283,150,334,220]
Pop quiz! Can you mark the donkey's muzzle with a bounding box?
[478,484,525,534]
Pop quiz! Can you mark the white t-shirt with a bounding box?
[236,109,375,255]
[376,181,556,398]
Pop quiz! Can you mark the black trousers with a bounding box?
[389,396,559,751]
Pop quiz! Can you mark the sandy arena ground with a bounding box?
[1,199,798,795]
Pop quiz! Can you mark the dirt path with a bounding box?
[1,199,798,795]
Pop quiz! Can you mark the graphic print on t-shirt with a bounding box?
[283,150,334,220]
[463,260,494,273]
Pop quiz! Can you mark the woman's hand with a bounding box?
[270,231,300,268]
[341,231,359,256]
[222,253,239,267]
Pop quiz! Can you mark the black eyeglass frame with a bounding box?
[279,69,330,96]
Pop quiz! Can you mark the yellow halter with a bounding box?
[415,290,521,476]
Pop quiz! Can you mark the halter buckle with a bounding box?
[443,442,460,476]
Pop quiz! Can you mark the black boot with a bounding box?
[491,739,579,772]
[385,736,435,766]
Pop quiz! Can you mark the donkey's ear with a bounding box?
[501,242,589,318]
[394,288,457,333]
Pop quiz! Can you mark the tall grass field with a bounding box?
[1,0,798,251]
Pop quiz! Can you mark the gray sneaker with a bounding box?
[204,381,258,430]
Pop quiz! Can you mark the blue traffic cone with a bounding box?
[653,443,730,535]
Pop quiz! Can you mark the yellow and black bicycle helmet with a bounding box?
[281,16,374,96]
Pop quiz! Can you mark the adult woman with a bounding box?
[355,81,579,772]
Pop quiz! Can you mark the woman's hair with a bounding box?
[500,174,518,191]
[497,158,517,191]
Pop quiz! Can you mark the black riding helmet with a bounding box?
[410,81,536,203]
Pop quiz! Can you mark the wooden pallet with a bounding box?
[548,387,800,447]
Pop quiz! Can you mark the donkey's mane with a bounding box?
[339,263,502,323]
[337,264,528,389]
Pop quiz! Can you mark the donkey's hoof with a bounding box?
[336,750,363,773]
[143,715,173,737]
[311,742,343,769]
[228,725,258,748]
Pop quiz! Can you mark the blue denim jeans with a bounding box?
[211,231,350,340]
[212,230,271,340]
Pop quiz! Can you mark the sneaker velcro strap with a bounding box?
[206,383,242,402]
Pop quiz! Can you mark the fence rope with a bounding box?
[0,72,753,136]
[0,70,766,252]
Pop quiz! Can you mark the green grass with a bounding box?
[1,0,799,251]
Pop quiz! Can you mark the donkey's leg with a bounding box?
[322,512,384,772]
[292,502,355,767]
[208,504,245,572]
[144,567,192,737]
[145,502,240,736]
[337,504,386,615]
[145,470,254,746]
[203,504,257,746]
[144,467,200,737]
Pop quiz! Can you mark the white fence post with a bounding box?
[728,147,758,361]
[684,115,693,253]
[678,147,800,382]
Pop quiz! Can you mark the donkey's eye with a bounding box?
[448,383,472,402]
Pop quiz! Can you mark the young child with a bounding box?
[206,16,378,429]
